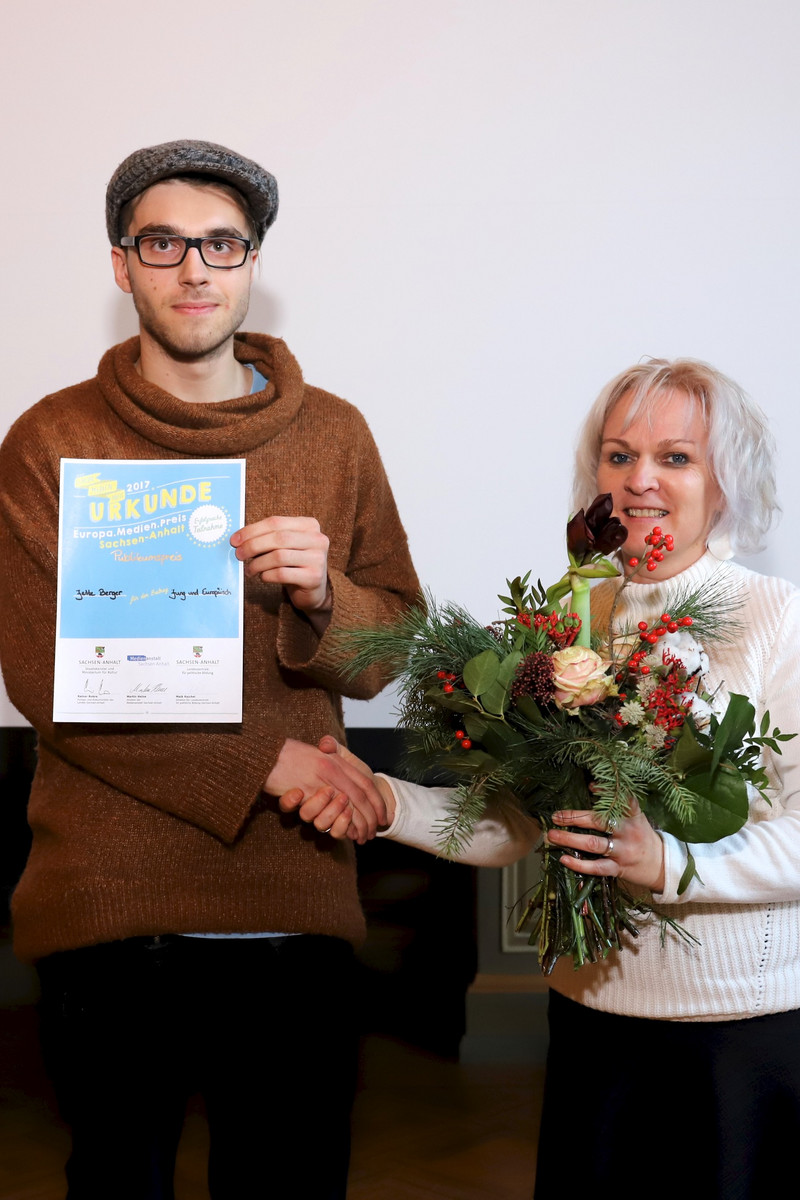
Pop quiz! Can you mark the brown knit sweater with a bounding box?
[0,334,419,961]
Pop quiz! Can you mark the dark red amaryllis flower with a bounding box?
[567,493,628,564]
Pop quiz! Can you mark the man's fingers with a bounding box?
[278,787,306,813]
[231,515,321,550]
[264,740,386,832]
[280,786,357,840]
[325,808,355,840]
[232,524,328,573]
[316,756,377,823]
[301,792,349,832]
[247,547,328,578]
[283,786,336,820]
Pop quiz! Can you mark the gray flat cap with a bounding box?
[106,139,278,245]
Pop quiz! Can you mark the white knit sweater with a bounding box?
[380,552,800,1021]
[378,779,539,867]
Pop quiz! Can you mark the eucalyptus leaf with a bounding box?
[450,748,499,772]
[481,683,509,716]
[498,650,524,686]
[424,686,481,714]
[463,649,501,697]
[515,695,545,725]
[482,650,524,715]
[463,713,491,741]
[481,722,527,759]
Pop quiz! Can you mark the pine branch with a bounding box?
[431,776,494,857]
[608,568,743,658]
[659,570,744,644]
[339,589,501,689]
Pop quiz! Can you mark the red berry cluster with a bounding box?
[517,610,582,648]
[437,670,459,695]
[614,617,697,743]
[624,614,693,676]
[436,671,475,749]
[628,526,676,573]
[643,654,692,744]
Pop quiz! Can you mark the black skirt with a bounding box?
[534,989,800,1200]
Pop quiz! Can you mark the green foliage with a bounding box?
[337,552,789,971]
[433,776,505,859]
[677,849,701,897]
[341,589,500,687]
[608,570,743,666]
[342,586,771,864]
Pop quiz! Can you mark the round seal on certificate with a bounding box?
[188,504,231,546]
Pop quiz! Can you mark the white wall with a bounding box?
[2,0,798,726]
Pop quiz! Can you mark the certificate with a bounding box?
[53,459,245,723]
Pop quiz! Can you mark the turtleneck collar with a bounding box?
[97,333,305,455]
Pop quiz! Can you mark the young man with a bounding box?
[0,140,418,1199]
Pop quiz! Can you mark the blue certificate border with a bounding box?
[57,459,245,640]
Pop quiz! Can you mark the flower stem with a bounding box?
[570,571,592,647]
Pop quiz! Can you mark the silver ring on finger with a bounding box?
[603,836,615,857]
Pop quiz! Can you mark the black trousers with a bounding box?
[535,990,800,1200]
[37,934,357,1200]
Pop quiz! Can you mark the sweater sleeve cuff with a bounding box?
[652,832,690,904]
[276,568,396,696]
[168,727,289,845]
[276,568,353,673]
[376,775,539,867]
[374,775,448,850]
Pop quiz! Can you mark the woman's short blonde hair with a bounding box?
[572,358,778,557]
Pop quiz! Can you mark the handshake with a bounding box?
[264,735,395,844]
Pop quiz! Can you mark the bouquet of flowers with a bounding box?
[345,496,793,973]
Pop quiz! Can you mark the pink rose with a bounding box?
[551,646,614,710]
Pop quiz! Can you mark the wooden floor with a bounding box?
[348,1037,541,1200]
[0,1005,542,1199]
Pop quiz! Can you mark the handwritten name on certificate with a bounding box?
[53,459,245,723]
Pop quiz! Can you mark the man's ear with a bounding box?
[111,245,133,295]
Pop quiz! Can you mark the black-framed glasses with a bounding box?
[120,234,253,269]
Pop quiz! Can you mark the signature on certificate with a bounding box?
[75,587,124,601]
[83,679,111,694]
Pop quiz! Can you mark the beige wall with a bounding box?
[2,0,799,725]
